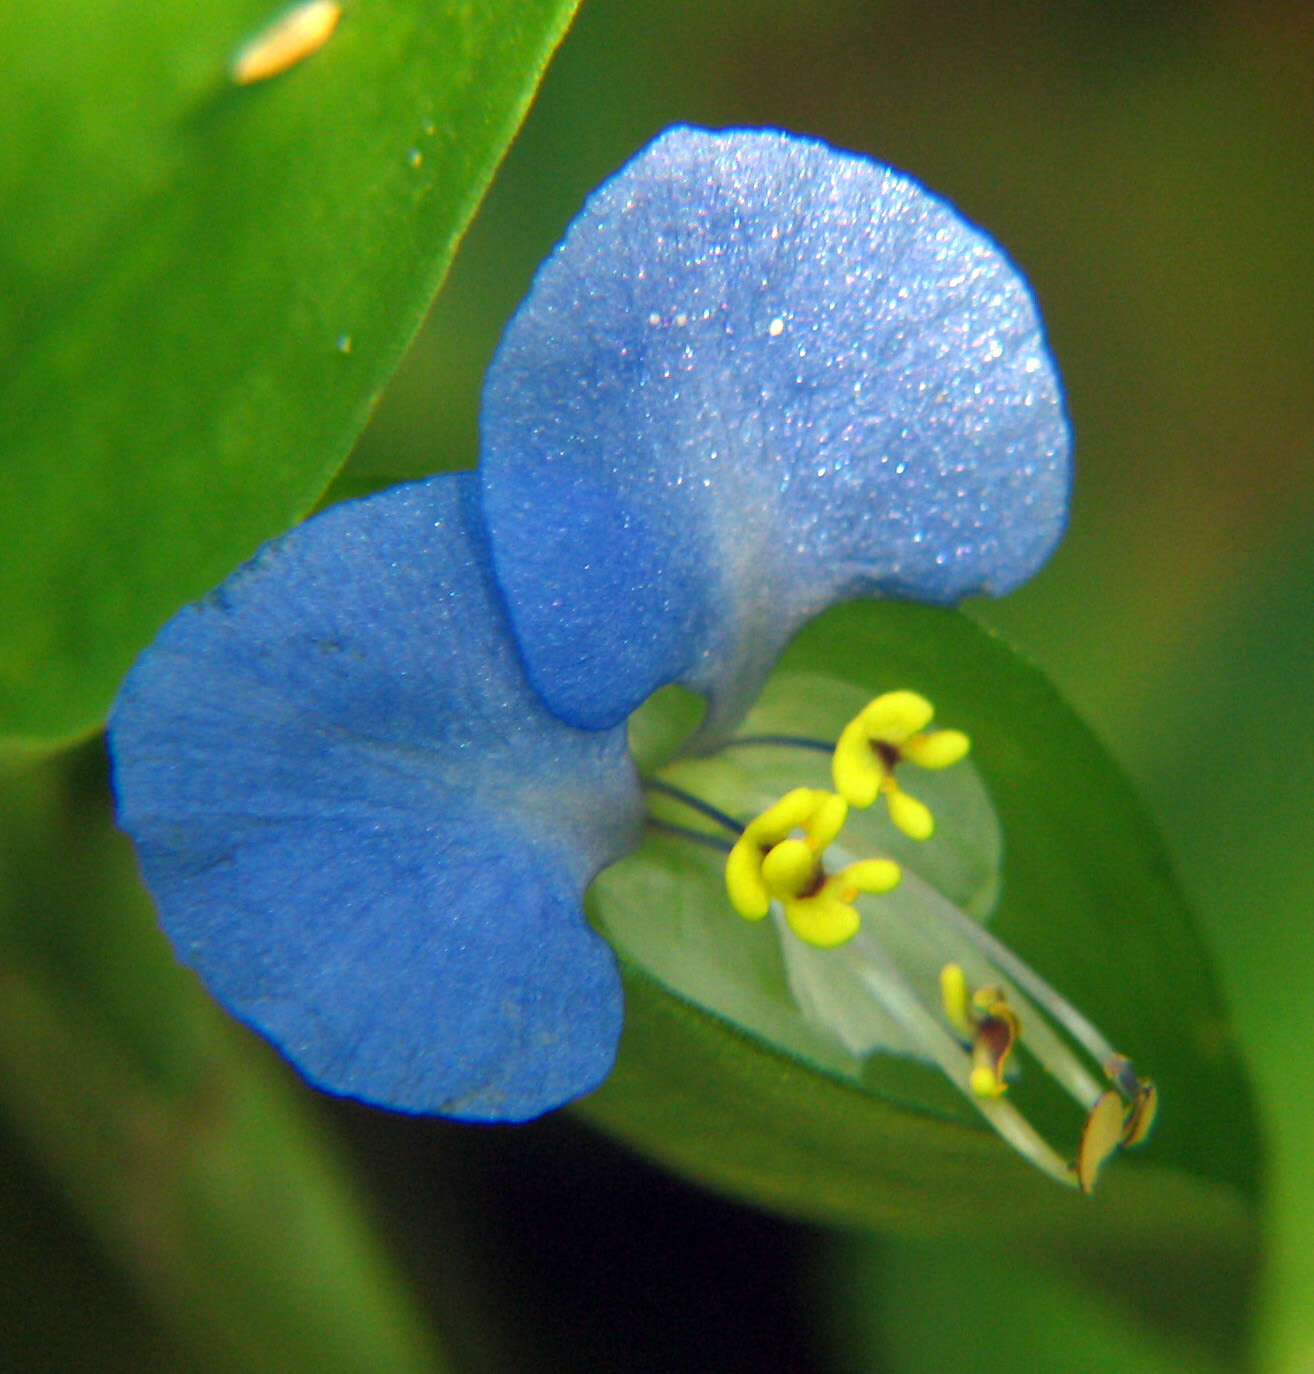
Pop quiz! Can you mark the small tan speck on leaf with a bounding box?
[231,0,341,85]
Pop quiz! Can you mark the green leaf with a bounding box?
[832,1232,1245,1373]
[581,601,1258,1285]
[1136,528,1314,1371]
[0,747,445,1371]
[0,0,579,748]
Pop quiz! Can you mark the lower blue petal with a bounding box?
[480,126,1071,736]
[110,473,641,1121]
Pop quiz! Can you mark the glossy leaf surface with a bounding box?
[0,0,578,746]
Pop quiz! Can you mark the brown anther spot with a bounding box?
[873,740,901,772]
[798,866,827,899]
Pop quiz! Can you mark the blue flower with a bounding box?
[111,474,641,1121]
[481,127,1069,738]
[109,127,1072,1129]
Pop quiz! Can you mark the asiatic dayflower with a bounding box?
[110,126,1152,1188]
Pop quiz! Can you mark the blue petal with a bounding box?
[110,473,641,1121]
[480,126,1071,735]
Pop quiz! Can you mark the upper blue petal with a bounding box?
[480,126,1071,735]
[110,472,641,1121]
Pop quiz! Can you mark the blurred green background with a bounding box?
[5,0,1312,1369]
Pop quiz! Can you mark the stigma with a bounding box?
[721,692,1155,1193]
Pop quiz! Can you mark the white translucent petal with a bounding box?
[776,911,922,1058]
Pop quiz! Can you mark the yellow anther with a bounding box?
[783,890,861,948]
[778,859,900,948]
[884,784,934,842]
[753,786,825,837]
[940,963,1020,1098]
[837,858,903,899]
[747,785,819,835]
[808,791,850,850]
[726,787,848,921]
[903,729,971,770]
[971,1002,1019,1098]
[969,1064,1006,1098]
[833,717,900,809]
[752,787,847,851]
[726,787,841,919]
[1072,1058,1158,1192]
[1104,1054,1158,1147]
[831,691,971,839]
[939,963,973,1038]
[725,789,900,948]
[1076,1090,1126,1194]
[1122,1080,1158,1147]
[858,690,936,742]
[725,839,773,920]
[760,838,818,897]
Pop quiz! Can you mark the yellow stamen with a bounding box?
[707,692,1154,1193]
[726,787,844,919]
[970,998,1020,1097]
[778,858,900,947]
[751,787,829,840]
[725,789,900,948]
[903,729,971,769]
[838,858,903,898]
[783,890,861,948]
[831,691,971,839]
[760,838,818,895]
[940,963,1020,1097]
[939,963,973,1037]
[858,690,936,740]
[1077,1090,1127,1194]
[1122,1080,1158,1147]
[1104,1054,1158,1147]
[884,782,934,842]
[725,840,773,920]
